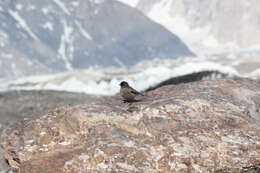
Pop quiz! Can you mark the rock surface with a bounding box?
[0,90,98,131]
[0,90,98,172]
[1,78,260,172]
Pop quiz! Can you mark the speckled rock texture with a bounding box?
[0,90,99,172]
[1,78,260,173]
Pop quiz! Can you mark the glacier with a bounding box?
[2,53,260,95]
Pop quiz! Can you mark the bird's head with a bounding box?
[119,81,129,87]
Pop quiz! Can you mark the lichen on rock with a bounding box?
[1,78,260,173]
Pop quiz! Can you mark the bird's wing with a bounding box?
[130,87,144,96]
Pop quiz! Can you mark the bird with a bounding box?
[119,81,144,102]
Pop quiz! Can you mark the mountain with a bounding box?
[118,0,260,54]
[0,0,194,80]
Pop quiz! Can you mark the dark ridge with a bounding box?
[145,71,231,92]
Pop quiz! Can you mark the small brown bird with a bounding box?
[119,81,144,102]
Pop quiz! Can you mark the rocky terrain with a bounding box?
[1,78,260,172]
[0,90,99,172]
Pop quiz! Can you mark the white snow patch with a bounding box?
[71,1,79,7]
[53,0,70,15]
[89,0,105,4]
[43,22,54,31]
[75,21,92,40]
[0,30,8,46]
[116,0,140,7]
[247,68,260,79]
[16,4,23,10]
[58,21,74,70]
[1,53,13,59]
[9,10,39,40]
[114,57,125,67]
[42,8,49,14]
[0,30,8,39]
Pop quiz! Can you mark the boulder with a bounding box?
[0,90,99,172]
[1,78,260,172]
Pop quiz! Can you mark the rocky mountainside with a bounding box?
[119,0,260,54]
[0,0,193,80]
[1,78,260,172]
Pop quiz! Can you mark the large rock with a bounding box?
[1,78,260,172]
[0,90,99,172]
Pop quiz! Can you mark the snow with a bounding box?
[58,21,74,70]
[119,0,260,56]
[0,30,8,39]
[114,57,125,67]
[1,53,13,59]
[8,10,39,41]
[16,4,23,10]
[53,0,70,15]
[147,2,210,55]
[42,8,49,14]
[75,21,92,40]
[3,56,243,95]
[0,30,8,47]
[89,0,105,4]
[43,22,54,31]
[248,68,260,79]
[71,2,79,7]
[116,0,140,7]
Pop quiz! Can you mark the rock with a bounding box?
[1,78,260,173]
[0,90,99,172]
[0,90,99,131]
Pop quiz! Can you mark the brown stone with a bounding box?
[1,78,260,172]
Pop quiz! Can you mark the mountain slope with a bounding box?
[0,0,194,80]
[118,0,260,54]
